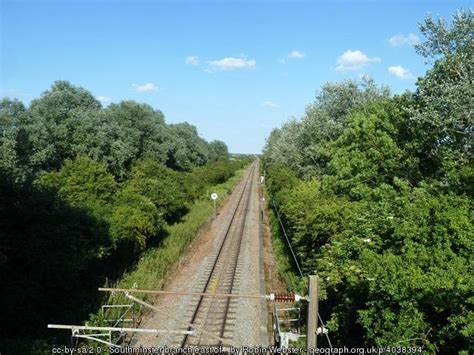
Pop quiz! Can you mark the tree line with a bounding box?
[263,11,472,354]
[0,82,245,353]
[1,80,230,182]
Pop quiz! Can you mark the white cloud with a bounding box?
[278,58,286,64]
[262,101,279,109]
[288,50,305,59]
[185,56,199,65]
[335,50,381,72]
[132,83,159,92]
[96,96,112,104]
[389,33,419,47]
[207,56,256,71]
[388,65,415,79]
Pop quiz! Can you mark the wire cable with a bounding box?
[272,200,304,278]
[272,199,334,349]
[318,313,333,349]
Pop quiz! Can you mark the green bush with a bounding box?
[262,11,474,353]
[183,159,248,201]
[110,186,161,251]
[125,159,187,223]
[87,166,247,347]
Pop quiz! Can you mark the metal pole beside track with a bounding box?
[307,275,319,350]
[47,324,194,334]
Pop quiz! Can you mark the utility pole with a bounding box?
[307,275,319,351]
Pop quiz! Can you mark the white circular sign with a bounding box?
[211,193,218,200]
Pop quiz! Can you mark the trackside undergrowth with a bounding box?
[85,167,248,347]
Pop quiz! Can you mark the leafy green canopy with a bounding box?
[0,80,235,353]
[0,98,31,183]
[409,11,474,193]
[0,81,229,183]
[264,78,390,179]
[263,10,473,354]
[125,159,187,223]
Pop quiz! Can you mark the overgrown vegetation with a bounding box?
[0,80,248,353]
[263,11,473,354]
[86,169,246,340]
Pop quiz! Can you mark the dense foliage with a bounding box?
[263,11,473,354]
[0,81,242,353]
[0,81,229,182]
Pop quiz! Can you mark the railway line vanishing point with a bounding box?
[133,161,268,348]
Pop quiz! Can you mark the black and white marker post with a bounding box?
[211,192,218,218]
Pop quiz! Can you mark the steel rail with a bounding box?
[181,161,257,347]
[218,163,254,344]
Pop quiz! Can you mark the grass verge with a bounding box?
[85,167,247,343]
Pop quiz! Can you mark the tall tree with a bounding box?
[166,122,210,170]
[410,10,473,192]
[208,140,229,161]
[264,78,390,178]
[27,81,102,170]
[0,98,31,183]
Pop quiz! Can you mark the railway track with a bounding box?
[173,161,258,348]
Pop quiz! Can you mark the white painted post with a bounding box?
[211,192,218,218]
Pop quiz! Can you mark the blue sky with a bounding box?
[1,0,471,153]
